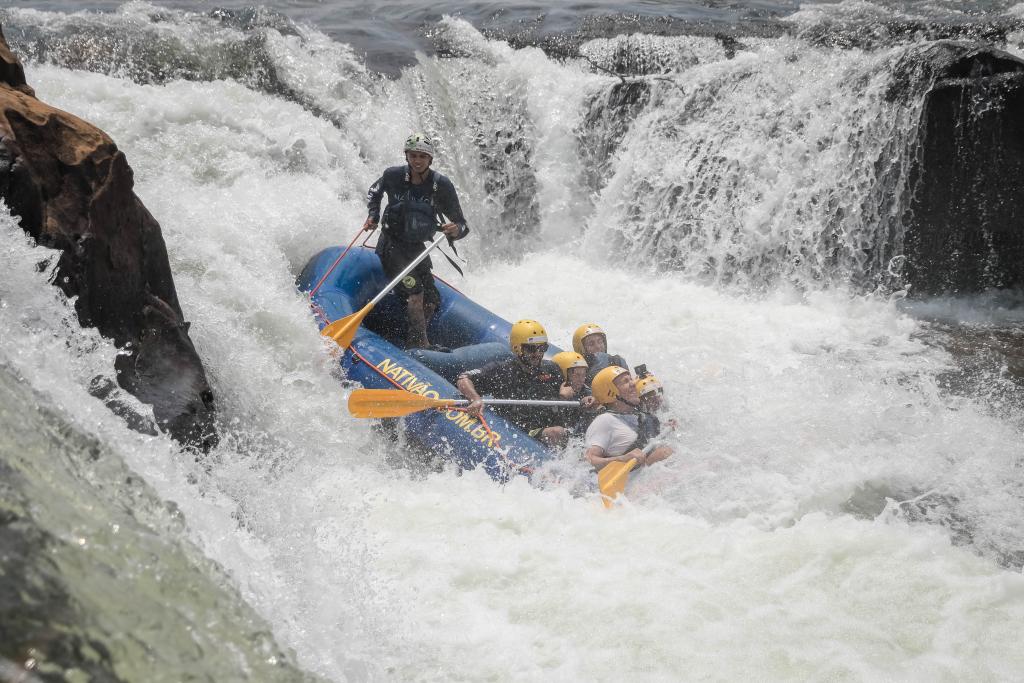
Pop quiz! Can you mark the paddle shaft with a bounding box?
[367,232,449,309]
[348,388,584,418]
[456,398,582,408]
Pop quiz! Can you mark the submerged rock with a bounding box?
[0,367,316,682]
[0,26,217,450]
[903,42,1024,295]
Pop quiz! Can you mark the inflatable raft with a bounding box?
[297,245,560,482]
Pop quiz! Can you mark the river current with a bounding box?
[2,1,1024,680]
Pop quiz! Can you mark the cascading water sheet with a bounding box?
[2,2,1024,680]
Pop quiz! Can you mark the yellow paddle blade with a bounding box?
[321,302,374,348]
[348,388,458,418]
[598,458,637,508]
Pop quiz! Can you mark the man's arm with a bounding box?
[456,371,485,417]
[364,175,386,229]
[643,445,673,466]
[436,176,469,239]
[584,445,645,470]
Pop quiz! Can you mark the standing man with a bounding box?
[363,133,469,349]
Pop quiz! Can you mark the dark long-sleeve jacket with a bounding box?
[366,165,469,242]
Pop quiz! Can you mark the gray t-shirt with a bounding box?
[584,412,639,458]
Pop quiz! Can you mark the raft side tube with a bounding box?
[298,246,556,480]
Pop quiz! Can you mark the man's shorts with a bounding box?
[377,239,441,308]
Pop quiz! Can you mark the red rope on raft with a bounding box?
[446,406,498,443]
[309,226,366,298]
[351,344,497,441]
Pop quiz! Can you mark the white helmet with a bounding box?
[404,132,435,157]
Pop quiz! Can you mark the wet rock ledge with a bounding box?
[0,25,217,450]
[903,42,1024,295]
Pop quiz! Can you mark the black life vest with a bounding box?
[612,410,662,452]
[382,170,439,243]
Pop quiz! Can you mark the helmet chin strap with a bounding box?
[614,396,641,410]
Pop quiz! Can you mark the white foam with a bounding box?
[4,14,1024,680]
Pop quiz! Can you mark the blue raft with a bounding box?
[297,246,561,482]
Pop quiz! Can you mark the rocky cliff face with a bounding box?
[576,35,1024,296]
[0,26,217,450]
[903,42,1024,295]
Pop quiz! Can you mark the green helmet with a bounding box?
[403,133,435,157]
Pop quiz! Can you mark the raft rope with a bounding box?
[313,227,462,298]
[308,226,366,298]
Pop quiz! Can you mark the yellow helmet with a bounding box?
[591,366,630,405]
[551,351,588,381]
[636,374,664,397]
[509,319,548,354]
[572,323,606,354]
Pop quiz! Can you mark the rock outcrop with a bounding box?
[0,26,217,450]
[903,42,1024,295]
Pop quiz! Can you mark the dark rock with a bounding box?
[0,25,33,96]
[887,40,1024,101]
[578,80,650,191]
[798,18,1014,52]
[0,476,126,682]
[0,25,217,451]
[485,15,785,63]
[0,369,316,681]
[474,120,540,245]
[903,42,1024,295]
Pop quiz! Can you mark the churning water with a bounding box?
[2,1,1024,680]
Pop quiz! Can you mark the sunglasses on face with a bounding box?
[521,343,548,354]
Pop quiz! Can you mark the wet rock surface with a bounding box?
[0,25,217,450]
[0,368,316,682]
[1,7,357,128]
[577,80,651,191]
[903,42,1024,296]
[573,37,1024,297]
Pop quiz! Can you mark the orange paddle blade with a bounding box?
[321,302,374,348]
[598,458,637,508]
[347,389,460,418]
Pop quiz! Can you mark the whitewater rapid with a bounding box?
[3,6,1024,680]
